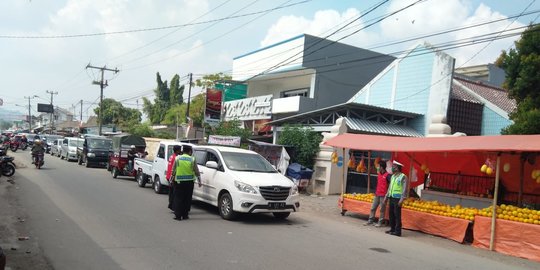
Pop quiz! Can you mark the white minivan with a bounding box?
[60,137,84,161]
[192,146,299,220]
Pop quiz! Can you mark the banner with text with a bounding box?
[208,135,241,147]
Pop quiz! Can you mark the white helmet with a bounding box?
[130,145,136,149]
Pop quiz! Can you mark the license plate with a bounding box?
[268,202,286,209]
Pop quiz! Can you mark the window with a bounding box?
[193,150,207,165]
[281,88,309,98]
[157,145,165,159]
[221,152,276,173]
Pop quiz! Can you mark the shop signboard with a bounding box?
[216,83,247,102]
[223,95,272,121]
[204,88,223,124]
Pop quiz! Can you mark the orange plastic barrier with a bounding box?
[472,216,540,263]
[339,198,470,243]
[401,208,470,243]
[339,198,389,219]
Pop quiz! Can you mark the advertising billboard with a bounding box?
[204,88,222,124]
[37,103,54,113]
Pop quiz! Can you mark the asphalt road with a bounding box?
[9,150,540,270]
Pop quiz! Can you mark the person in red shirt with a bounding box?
[364,160,391,227]
[167,145,182,211]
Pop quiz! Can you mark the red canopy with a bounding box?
[325,133,540,195]
[324,133,540,153]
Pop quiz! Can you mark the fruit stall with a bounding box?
[325,133,540,262]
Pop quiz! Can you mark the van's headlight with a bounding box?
[87,153,95,158]
[290,185,299,195]
[234,180,258,194]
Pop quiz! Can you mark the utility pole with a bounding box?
[86,63,119,135]
[80,99,83,126]
[186,73,193,119]
[46,90,58,134]
[23,95,37,131]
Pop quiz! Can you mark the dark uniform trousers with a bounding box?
[173,180,194,218]
[388,197,402,234]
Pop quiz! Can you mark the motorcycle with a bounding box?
[1,156,16,176]
[20,141,28,150]
[0,147,15,177]
[32,152,45,169]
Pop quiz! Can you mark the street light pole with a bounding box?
[46,90,58,134]
[23,95,37,131]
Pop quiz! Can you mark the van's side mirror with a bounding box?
[206,161,219,170]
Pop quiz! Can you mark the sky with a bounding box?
[1,0,539,122]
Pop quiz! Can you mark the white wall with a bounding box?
[247,71,314,98]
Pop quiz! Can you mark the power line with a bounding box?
[106,0,233,64]
[117,0,263,67]
[124,0,300,71]
[458,0,536,68]
[0,0,311,39]
[245,0,427,82]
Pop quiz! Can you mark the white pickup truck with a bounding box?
[134,141,194,194]
[192,145,300,220]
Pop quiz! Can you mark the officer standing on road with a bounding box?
[171,145,201,220]
[166,145,182,211]
[384,160,408,237]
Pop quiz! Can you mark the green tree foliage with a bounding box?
[143,72,185,124]
[195,72,232,89]
[212,119,251,142]
[93,98,141,128]
[128,123,154,137]
[278,125,322,169]
[169,74,184,106]
[496,24,540,134]
[0,119,12,130]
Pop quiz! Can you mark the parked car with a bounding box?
[60,137,84,161]
[191,145,300,220]
[135,141,195,194]
[50,138,63,157]
[108,134,146,179]
[42,135,63,153]
[77,136,112,168]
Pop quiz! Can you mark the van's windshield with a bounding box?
[221,152,276,173]
[88,139,112,149]
[69,140,83,147]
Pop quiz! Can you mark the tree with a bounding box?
[169,74,184,106]
[195,72,232,89]
[143,72,179,124]
[496,24,540,134]
[93,98,141,128]
[278,125,322,169]
[212,119,251,142]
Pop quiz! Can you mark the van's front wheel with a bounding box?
[218,192,237,220]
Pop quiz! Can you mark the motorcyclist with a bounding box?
[127,145,137,171]
[31,140,46,164]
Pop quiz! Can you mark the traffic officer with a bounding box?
[166,145,182,211]
[384,160,408,237]
[171,145,201,220]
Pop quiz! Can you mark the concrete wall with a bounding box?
[481,106,512,135]
[303,34,396,109]
[348,43,455,136]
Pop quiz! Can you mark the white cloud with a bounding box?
[260,8,377,48]
[260,0,526,67]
